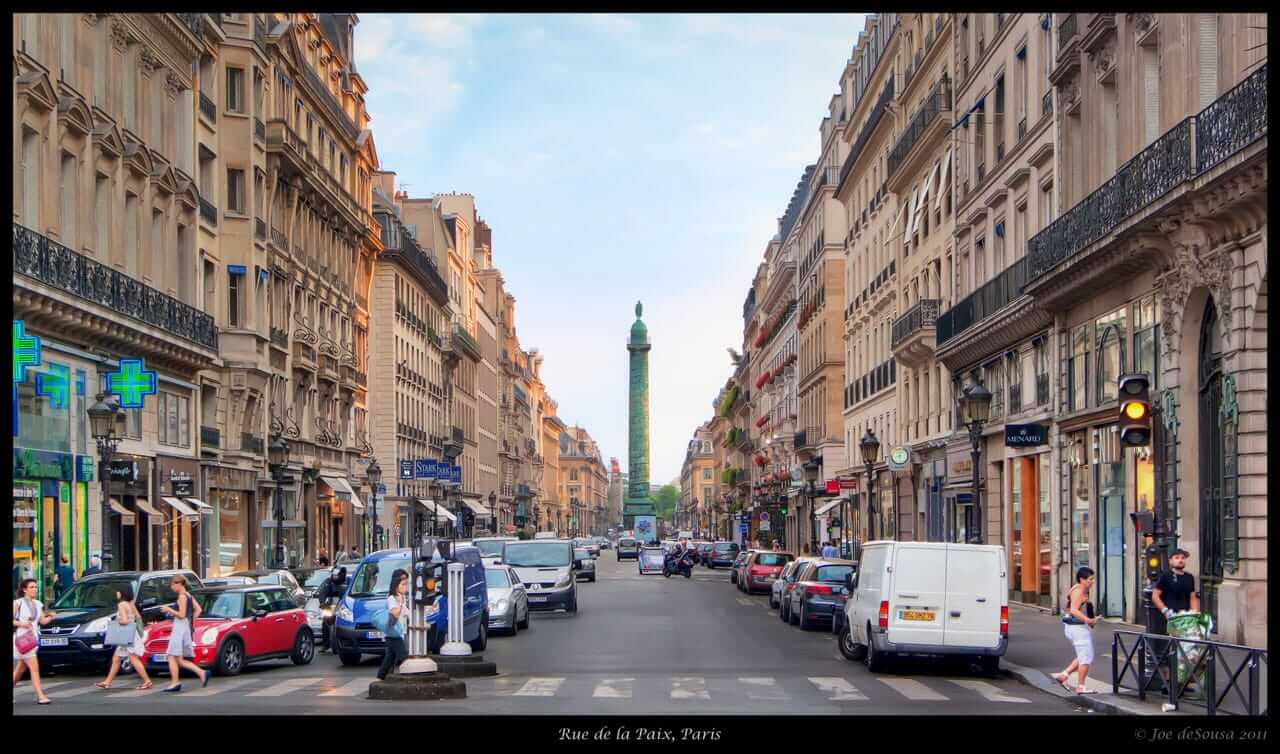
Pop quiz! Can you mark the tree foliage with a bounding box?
[653,484,680,520]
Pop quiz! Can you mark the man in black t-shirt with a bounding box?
[1152,548,1200,620]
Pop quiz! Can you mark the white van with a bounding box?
[838,541,1008,674]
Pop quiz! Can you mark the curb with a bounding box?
[1002,660,1138,715]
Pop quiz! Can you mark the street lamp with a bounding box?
[268,435,290,568]
[88,393,123,571]
[802,460,820,555]
[959,381,993,544]
[489,491,497,535]
[859,428,881,542]
[365,458,382,552]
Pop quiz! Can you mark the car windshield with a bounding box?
[52,578,135,609]
[256,573,283,585]
[503,542,571,568]
[573,549,590,560]
[348,558,412,597]
[303,571,330,589]
[714,543,736,552]
[755,553,790,566]
[619,539,636,547]
[484,569,510,589]
[195,591,244,619]
[474,540,507,558]
[814,565,855,583]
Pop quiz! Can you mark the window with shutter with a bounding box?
[1198,14,1219,109]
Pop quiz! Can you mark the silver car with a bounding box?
[485,565,530,635]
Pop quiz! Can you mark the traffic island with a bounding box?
[431,653,498,677]
[368,670,467,701]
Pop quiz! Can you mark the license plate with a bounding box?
[152,654,167,662]
[364,631,385,640]
[39,637,68,647]
[528,596,548,603]
[901,610,936,622]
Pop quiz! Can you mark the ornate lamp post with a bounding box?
[88,393,123,571]
[366,458,382,552]
[959,381,993,544]
[802,460,820,555]
[268,435,290,568]
[489,491,497,536]
[859,428,881,542]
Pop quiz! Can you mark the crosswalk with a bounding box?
[15,673,1035,705]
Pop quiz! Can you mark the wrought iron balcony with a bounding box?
[452,426,465,443]
[451,323,482,361]
[1057,14,1078,57]
[887,76,952,178]
[199,197,218,226]
[254,117,265,142]
[254,16,267,48]
[270,327,288,349]
[891,298,940,351]
[176,12,204,38]
[200,426,220,448]
[1036,373,1050,406]
[270,227,286,250]
[838,79,894,190]
[1017,117,1027,142]
[937,256,1029,348]
[13,224,218,351]
[1009,381,1022,414]
[241,433,264,454]
[1195,63,1268,174]
[199,92,216,122]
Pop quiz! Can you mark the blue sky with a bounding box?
[356,13,867,486]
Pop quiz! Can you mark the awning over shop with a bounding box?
[460,498,490,518]
[416,499,456,523]
[814,499,842,517]
[161,497,199,517]
[321,475,365,511]
[183,498,213,513]
[261,519,307,529]
[108,499,132,516]
[133,498,163,519]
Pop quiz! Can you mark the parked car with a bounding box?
[229,569,307,608]
[36,569,203,672]
[595,536,611,550]
[533,531,561,540]
[334,542,489,665]
[616,537,640,561]
[573,548,598,582]
[787,559,857,630]
[778,558,816,623]
[741,551,794,595]
[289,567,325,597]
[707,541,741,569]
[572,537,601,558]
[696,542,716,566]
[485,565,530,635]
[201,576,256,588]
[142,585,314,676]
[298,569,332,600]
[727,550,752,585]
[638,545,666,575]
[504,538,579,613]
[472,536,519,564]
[839,541,1008,674]
[770,559,804,609]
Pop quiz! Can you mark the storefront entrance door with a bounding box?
[1097,462,1126,618]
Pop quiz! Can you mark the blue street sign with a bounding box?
[400,460,414,480]
[415,459,432,479]
[378,483,387,494]
[450,465,462,486]
[426,459,442,479]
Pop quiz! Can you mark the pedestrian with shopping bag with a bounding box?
[374,569,409,681]
[96,584,153,690]
[158,575,208,692]
[1152,548,1205,693]
[13,578,55,705]
[1053,567,1099,694]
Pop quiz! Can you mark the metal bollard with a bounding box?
[439,562,471,656]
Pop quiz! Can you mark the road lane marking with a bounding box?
[46,684,97,699]
[105,684,165,699]
[739,677,788,700]
[671,677,710,699]
[513,677,565,696]
[246,677,325,697]
[735,597,756,607]
[807,677,868,701]
[592,678,634,698]
[948,679,1031,703]
[878,677,949,701]
[319,679,372,697]
[184,677,258,697]
[14,680,70,695]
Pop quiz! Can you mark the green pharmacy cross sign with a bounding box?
[106,358,158,409]
[13,320,42,383]
[36,363,69,410]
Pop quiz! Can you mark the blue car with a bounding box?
[334,543,488,666]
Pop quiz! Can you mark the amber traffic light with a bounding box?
[1118,373,1152,446]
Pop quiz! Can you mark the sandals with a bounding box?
[95,681,112,689]
[136,681,154,690]
[36,698,51,705]
[1076,687,1097,695]
[1051,672,1070,685]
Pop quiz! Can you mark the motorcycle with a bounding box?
[663,550,696,579]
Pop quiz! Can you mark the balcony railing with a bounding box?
[241,433,264,454]
[199,92,216,122]
[937,256,1029,347]
[1016,117,1027,142]
[891,299,941,348]
[452,426,465,443]
[255,217,266,240]
[1042,90,1053,117]
[1057,13,1078,52]
[176,12,204,38]
[1195,63,1268,174]
[270,227,286,249]
[1036,372,1050,406]
[270,327,288,348]
[200,426,220,448]
[838,79,894,190]
[452,323,481,361]
[199,197,218,226]
[254,16,267,48]
[888,76,952,177]
[254,117,266,142]
[13,224,218,350]
[1009,381,1022,414]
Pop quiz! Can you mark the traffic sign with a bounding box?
[400,460,414,480]
[759,511,770,523]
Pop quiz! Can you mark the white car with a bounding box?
[839,541,1008,674]
[485,565,530,635]
[771,559,805,609]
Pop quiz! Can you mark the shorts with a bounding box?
[1063,623,1095,665]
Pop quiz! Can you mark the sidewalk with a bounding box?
[1003,604,1194,716]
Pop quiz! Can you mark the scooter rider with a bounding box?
[315,566,347,653]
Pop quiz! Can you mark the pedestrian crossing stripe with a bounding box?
[808,677,869,701]
[592,678,634,698]
[319,679,371,697]
[877,677,949,701]
[948,679,1032,703]
[512,677,565,696]
[246,677,325,697]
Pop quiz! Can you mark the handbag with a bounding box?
[104,616,136,647]
[14,599,39,654]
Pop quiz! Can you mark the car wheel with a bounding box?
[838,625,866,662]
[215,637,245,676]
[769,594,778,609]
[339,651,362,667]
[291,629,315,665]
[590,575,597,583]
[799,603,811,631]
[779,599,790,623]
[566,593,578,614]
[517,605,530,630]
[865,625,887,673]
[469,617,488,651]
[790,601,801,626]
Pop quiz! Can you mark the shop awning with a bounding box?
[321,475,365,511]
[161,497,199,517]
[134,498,163,519]
[184,498,213,513]
[416,499,456,523]
[814,499,842,517]
[460,498,490,518]
[108,499,131,516]
[261,519,307,529]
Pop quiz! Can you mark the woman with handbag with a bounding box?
[12,578,55,705]
[1053,566,1100,694]
[95,584,153,690]
[158,575,208,692]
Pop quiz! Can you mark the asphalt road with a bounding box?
[15,554,1086,715]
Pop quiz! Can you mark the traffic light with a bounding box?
[464,508,476,529]
[1118,373,1152,446]
[779,502,789,516]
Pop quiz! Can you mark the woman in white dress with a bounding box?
[95,584,153,690]
[160,575,208,692]
[13,578,55,705]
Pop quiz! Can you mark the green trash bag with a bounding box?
[1166,612,1214,693]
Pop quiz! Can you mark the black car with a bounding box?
[616,537,640,561]
[786,560,857,630]
[36,569,203,671]
[707,541,741,569]
[229,569,307,608]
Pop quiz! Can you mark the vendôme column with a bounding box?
[624,301,656,541]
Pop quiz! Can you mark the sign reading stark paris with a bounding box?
[106,358,158,409]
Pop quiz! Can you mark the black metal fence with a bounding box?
[888,76,952,177]
[1112,630,1268,716]
[891,299,940,348]
[937,256,1028,347]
